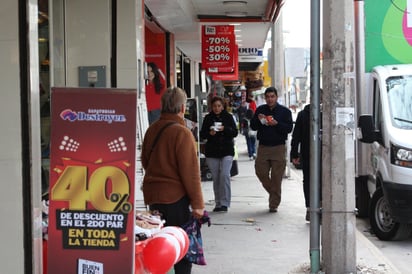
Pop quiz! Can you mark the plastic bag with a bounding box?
[181,212,211,265]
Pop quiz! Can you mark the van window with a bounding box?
[372,79,382,132]
[386,76,412,129]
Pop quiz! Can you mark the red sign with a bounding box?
[48,88,137,274]
[201,25,236,73]
[212,44,239,81]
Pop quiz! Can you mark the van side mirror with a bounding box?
[358,115,376,143]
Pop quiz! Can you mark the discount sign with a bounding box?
[48,87,137,274]
[202,25,236,74]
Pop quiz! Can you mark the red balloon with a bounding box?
[159,227,189,261]
[153,233,181,264]
[142,236,177,274]
[135,241,147,274]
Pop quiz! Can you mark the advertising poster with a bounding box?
[212,44,239,81]
[365,0,412,71]
[48,88,137,274]
[145,26,167,85]
[201,25,236,73]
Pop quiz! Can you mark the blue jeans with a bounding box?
[206,156,233,208]
[245,135,256,157]
[148,109,161,125]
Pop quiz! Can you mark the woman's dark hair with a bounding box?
[210,96,226,110]
[148,62,164,94]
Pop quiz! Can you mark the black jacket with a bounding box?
[200,110,238,158]
[250,103,293,146]
[290,104,310,162]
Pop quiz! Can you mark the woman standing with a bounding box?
[200,96,238,212]
[145,62,166,124]
[142,87,205,274]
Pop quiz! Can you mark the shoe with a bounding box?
[269,208,277,213]
[249,156,253,161]
[213,206,228,212]
[253,153,256,159]
[305,210,310,222]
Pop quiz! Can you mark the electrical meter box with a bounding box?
[78,66,106,87]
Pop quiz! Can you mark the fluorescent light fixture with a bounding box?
[225,11,247,17]
[223,0,247,5]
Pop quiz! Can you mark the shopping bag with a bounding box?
[181,211,211,265]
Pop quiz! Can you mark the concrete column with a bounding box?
[273,15,285,99]
[321,0,357,273]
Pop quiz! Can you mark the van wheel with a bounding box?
[355,177,370,218]
[369,188,412,241]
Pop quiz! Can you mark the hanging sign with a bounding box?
[48,87,137,274]
[212,44,239,81]
[201,25,236,74]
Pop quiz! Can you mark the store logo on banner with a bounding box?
[60,108,126,124]
[238,48,264,63]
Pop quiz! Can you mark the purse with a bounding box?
[181,212,211,265]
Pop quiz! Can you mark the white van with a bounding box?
[357,64,412,240]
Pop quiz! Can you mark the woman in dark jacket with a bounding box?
[200,96,238,212]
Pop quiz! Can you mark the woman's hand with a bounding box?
[192,208,205,219]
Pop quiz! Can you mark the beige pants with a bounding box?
[254,144,286,209]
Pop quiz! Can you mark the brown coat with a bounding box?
[141,113,204,210]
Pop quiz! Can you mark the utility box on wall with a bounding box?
[78,66,106,87]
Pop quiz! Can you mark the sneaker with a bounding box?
[269,208,278,213]
[249,156,254,161]
[213,206,228,212]
[253,153,257,159]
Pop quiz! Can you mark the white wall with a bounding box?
[65,0,111,87]
[0,0,26,273]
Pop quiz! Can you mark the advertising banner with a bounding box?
[365,0,412,71]
[212,44,239,81]
[48,88,137,274]
[201,25,236,73]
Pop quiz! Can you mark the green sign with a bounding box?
[365,0,412,71]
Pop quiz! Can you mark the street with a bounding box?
[356,217,412,274]
[290,160,412,274]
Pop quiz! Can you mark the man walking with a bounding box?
[290,89,323,221]
[250,87,293,212]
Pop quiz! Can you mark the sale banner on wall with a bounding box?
[201,25,236,74]
[48,88,137,274]
[212,44,239,81]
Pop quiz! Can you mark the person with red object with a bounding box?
[246,93,257,112]
[145,62,166,124]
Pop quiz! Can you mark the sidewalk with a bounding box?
[192,136,401,274]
